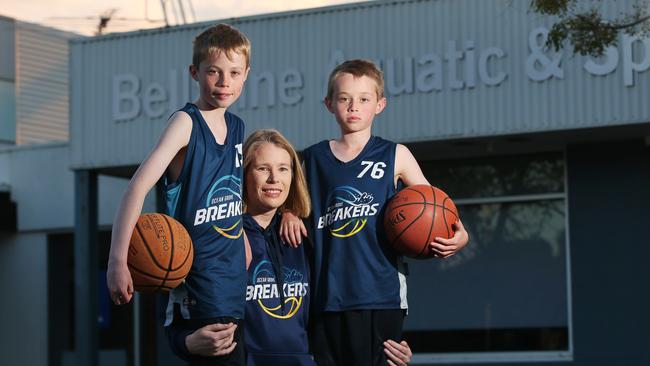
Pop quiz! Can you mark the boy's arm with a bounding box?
[107,111,192,305]
[244,231,252,270]
[394,144,430,187]
[279,212,307,247]
[394,144,469,258]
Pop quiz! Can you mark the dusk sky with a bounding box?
[2,0,361,35]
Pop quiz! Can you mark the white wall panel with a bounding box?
[15,22,76,144]
[5,143,154,231]
[70,0,650,169]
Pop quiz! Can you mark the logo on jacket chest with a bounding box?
[317,186,380,237]
[247,260,309,319]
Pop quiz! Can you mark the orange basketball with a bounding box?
[127,213,193,292]
[384,185,459,259]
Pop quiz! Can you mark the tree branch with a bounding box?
[605,14,650,30]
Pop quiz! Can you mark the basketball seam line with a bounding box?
[161,216,193,289]
[388,201,457,214]
[159,215,193,288]
[135,220,171,273]
[442,197,453,237]
[161,214,176,293]
[389,188,426,258]
[389,186,459,259]
[169,223,193,272]
[416,185,437,259]
[128,263,189,281]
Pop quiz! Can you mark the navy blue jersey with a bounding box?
[243,213,314,365]
[163,103,247,324]
[303,136,407,313]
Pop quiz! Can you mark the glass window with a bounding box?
[403,153,570,361]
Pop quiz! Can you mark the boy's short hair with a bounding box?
[192,23,251,68]
[242,129,311,218]
[326,59,385,101]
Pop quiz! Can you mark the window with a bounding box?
[403,153,571,363]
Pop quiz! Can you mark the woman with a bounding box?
[176,129,413,365]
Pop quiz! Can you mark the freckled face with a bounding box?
[191,50,249,110]
[325,73,386,133]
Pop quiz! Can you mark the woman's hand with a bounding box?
[185,323,238,357]
[384,339,412,365]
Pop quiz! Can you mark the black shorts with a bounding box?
[169,316,246,366]
[310,309,405,366]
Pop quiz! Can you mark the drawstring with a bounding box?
[264,217,286,314]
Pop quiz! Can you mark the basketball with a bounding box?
[127,213,193,292]
[384,185,459,259]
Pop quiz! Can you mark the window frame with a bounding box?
[410,151,573,364]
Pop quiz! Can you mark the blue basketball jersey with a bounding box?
[303,136,408,313]
[163,103,246,324]
[243,214,314,365]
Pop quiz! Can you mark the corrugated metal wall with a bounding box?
[70,0,650,169]
[0,16,15,81]
[15,22,74,144]
[0,16,16,145]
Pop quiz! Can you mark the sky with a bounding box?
[2,0,361,36]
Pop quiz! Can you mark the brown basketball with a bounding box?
[384,185,459,259]
[127,213,193,292]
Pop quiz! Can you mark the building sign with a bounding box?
[111,27,650,123]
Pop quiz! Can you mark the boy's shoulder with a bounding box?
[358,135,397,151]
[303,136,397,157]
[225,109,245,126]
[372,135,396,145]
[166,105,194,130]
[175,102,198,116]
[303,139,329,154]
[174,103,245,125]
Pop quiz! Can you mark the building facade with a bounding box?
[1,0,649,365]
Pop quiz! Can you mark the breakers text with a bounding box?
[194,201,242,226]
[246,282,309,301]
[317,203,379,229]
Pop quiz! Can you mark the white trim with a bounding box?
[164,284,190,326]
[563,148,575,355]
[454,193,565,206]
[411,351,573,364]
[398,260,408,310]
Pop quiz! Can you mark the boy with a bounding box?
[296,59,469,365]
[107,23,251,365]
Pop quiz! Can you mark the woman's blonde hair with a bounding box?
[242,129,311,218]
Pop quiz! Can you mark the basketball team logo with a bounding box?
[193,175,243,239]
[317,186,380,238]
[246,260,309,319]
